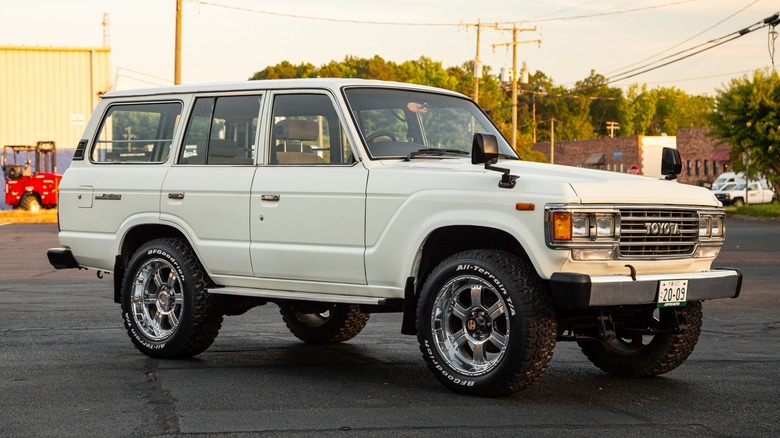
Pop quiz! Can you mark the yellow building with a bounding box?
[0,46,111,150]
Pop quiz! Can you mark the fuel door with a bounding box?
[78,185,93,208]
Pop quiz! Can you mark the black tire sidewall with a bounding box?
[417,252,534,393]
[121,239,199,356]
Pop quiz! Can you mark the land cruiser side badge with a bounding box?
[95,194,122,201]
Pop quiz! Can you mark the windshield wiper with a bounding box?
[404,148,470,161]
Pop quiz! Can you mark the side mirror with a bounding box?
[472,133,499,165]
[661,147,682,180]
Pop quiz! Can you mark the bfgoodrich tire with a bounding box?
[416,250,557,397]
[121,238,223,358]
[278,302,369,344]
[577,302,702,377]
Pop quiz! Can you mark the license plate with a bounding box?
[658,280,688,307]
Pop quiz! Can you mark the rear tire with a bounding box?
[279,303,369,344]
[577,302,702,377]
[416,250,557,397]
[732,198,744,207]
[121,238,223,358]
[19,193,41,212]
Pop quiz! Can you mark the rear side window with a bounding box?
[91,102,182,163]
[179,95,261,165]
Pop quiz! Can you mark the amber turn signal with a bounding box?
[515,203,535,211]
[552,212,572,240]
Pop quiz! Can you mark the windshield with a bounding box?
[344,88,518,160]
[719,183,737,191]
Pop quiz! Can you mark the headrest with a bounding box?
[274,119,318,141]
[208,139,239,158]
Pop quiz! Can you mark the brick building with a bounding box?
[531,127,732,186]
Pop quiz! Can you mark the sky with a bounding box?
[1,0,778,96]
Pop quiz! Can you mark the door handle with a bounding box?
[261,194,280,201]
[168,193,185,199]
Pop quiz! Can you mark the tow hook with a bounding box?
[96,270,110,279]
[597,314,616,341]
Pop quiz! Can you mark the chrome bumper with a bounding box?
[549,268,742,308]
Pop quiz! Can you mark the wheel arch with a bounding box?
[401,225,536,335]
[113,223,192,303]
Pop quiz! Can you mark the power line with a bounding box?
[188,0,700,27]
[604,0,762,77]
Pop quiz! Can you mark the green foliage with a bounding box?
[735,202,780,218]
[249,56,716,163]
[707,69,780,196]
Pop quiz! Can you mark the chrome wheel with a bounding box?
[130,258,184,341]
[431,275,510,376]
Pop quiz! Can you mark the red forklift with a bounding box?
[2,141,63,211]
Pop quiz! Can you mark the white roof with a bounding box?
[102,78,466,99]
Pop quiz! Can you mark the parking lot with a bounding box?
[1,218,778,437]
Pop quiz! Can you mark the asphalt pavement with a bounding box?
[0,219,778,437]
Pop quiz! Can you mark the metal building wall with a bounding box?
[0,46,111,150]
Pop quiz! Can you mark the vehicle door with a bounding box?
[747,183,760,204]
[249,91,368,285]
[161,94,262,277]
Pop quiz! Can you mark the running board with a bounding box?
[208,287,401,307]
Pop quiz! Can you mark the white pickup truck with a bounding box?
[46,79,741,396]
[714,182,776,206]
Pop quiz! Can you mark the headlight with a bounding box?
[596,216,614,237]
[572,216,589,237]
[698,213,726,239]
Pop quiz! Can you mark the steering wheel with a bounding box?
[366,132,398,143]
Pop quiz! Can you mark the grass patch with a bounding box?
[0,209,58,223]
[734,203,780,218]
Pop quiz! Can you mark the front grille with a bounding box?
[618,208,699,258]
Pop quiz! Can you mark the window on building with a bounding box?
[687,160,692,176]
[695,160,700,176]
[704,160,709,176]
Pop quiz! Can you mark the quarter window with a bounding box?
[180,95,261,165]
[92,102,182,163]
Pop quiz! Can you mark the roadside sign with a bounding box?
[630,165,639,174]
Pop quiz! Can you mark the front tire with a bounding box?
[121,238,223,358]
[577,302,702,377]
[417,250,557,397]
[278,302,369,344]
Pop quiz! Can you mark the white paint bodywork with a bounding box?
[57,79,724,301]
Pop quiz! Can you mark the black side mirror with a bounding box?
[661,147,682,180]
[472,133,499,165]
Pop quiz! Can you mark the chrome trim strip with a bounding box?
[208,287,385,305]
[589,270,739,284]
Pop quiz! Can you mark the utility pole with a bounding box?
[606,121,620,138]
[492,27,541,151]
[175,0,182,85]
[549,118,561,164]
[474,21,481,104]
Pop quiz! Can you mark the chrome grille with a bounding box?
[619,208,699,257]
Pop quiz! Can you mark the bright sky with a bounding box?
[1,0,778,95]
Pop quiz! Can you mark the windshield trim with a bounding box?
[341,86,520,162]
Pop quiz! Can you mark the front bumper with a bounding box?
[549,268,742,308]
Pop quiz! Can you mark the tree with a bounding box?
[707,69,780,195]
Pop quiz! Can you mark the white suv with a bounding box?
[47,79,741,396]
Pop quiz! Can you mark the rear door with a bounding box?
[161,94,262,277]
